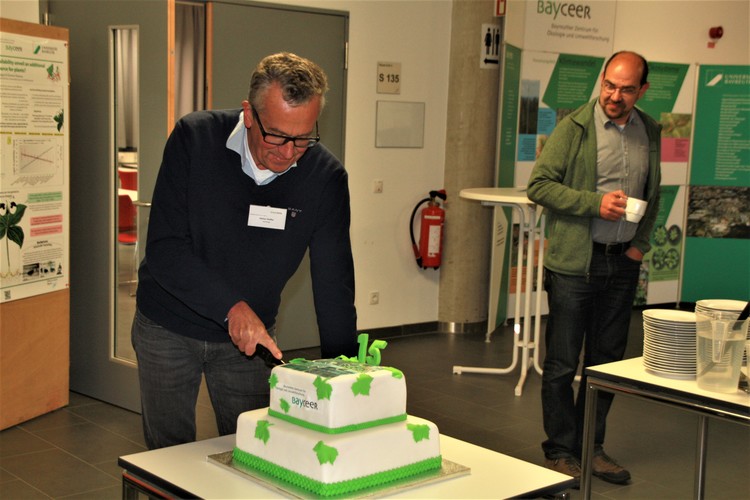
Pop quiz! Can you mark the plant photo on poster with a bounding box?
[0,200,26,280]
[686,186,750,239]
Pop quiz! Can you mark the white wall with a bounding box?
[270,0,453,330]
[0,1,39,23]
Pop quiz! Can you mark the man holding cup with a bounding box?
[527,51,661,486]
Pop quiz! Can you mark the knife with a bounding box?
[255,344,285,366]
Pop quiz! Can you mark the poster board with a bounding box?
[0,17,70,430]
[0,18,70,302]
[682,64,749,301]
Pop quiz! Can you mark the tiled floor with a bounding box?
[1,309,748,499]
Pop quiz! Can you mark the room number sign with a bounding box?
[377,62,401,94]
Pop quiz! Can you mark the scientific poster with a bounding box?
[0,29,69,302]
[683,64,749,301]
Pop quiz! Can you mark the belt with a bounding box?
[592,242,630,255]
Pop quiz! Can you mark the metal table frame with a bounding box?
[453,187,545,396]
[581,357,750,499]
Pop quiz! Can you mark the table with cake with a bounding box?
[119,335,576,498]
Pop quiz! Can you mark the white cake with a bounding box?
[268,357,407,432]
[232,357,442,497]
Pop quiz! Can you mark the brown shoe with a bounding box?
[592,451,631,484]
[544,456,581,489]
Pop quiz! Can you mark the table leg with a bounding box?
[454,205,526,378]
[453,202,546,398]
[581,381,598,498]
[694,415,709,499]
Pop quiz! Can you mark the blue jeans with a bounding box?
[131,308,272,449]
[541,250,641,459]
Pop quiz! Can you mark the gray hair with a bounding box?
[248,52,328,112]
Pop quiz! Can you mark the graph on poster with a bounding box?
[9,137,64,185]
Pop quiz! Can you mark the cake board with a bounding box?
[208,451,470,499]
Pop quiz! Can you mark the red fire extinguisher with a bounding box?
[410,189,447,269]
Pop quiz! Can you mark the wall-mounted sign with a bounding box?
[480,23,501,69]
[495,0,507,17]
[377,62,401,94]
[524,0,616,57]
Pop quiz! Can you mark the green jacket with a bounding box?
[526,100,661,276]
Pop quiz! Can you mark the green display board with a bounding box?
[682,65,749,302]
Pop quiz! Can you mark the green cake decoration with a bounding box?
[279,398,291,414]
[233,447,442,498]
[268,373,279,389]
[313,441,339,465]
[382,366,404,379]
[407,423,431,442]
[351,373,374,396]
[313,376,333,400]
[338,333,388,366]
[254,420,273,444]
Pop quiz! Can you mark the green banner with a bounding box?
[498,44,522,188]
[637,62,689,119]
[682,238,749,301]
[542,53,603,110]
[691,65,750,186]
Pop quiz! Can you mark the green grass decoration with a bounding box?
[233,447,442,497]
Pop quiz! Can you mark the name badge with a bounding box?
[248,205,287,230]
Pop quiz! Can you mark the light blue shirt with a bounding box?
[591,102,650,244]
[225,112,297,185]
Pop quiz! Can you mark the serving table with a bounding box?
[453,187,546,396]
[581,357,750,499]
[119,433,575,499]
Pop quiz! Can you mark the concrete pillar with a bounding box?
[438,0,501,333]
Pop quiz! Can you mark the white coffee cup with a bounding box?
[625,196,647,223]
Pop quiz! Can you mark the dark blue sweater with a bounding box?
[136,109,357,358]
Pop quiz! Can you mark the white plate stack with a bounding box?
[642,309,697,379]
[695,299,749,364]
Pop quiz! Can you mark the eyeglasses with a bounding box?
[251,108,319,149]
[601,80,640,96]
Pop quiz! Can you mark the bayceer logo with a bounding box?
[537,1,592,20]
[291,396,318,410]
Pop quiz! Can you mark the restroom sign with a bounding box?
[480,23,501,69]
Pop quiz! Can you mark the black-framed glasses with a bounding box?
[601,80,640,96]
[251,107,319,149]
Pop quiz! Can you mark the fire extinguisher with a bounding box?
[409,189,447,269]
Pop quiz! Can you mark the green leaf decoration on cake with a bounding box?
[313,376,333,400]
[269,373,279,389]
[407,423,431,442]
[351,373,374,396]
[279,398,291,414]
[255,420,273,444]
[313,441,339,465]
[381,366,404,379]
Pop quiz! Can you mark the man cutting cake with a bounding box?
[132,52,358,449]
